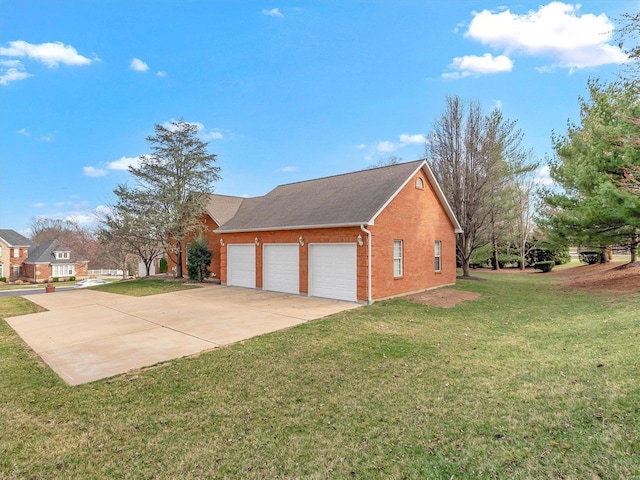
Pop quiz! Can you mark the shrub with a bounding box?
[159,257,168,274]
[498,253,521,268]
[579,251,600,265]
[553,249,571,265]
[0,277,6,283]
[52,277,59,282]
[469,245,492,268]
[526,243,571,267]
[534,261,555,272]
[187,237,212,282]
[69,276,76,281]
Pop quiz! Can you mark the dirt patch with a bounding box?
[551,261,640,294]
[407,289,481,308]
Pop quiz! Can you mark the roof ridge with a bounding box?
[274,159,425,189]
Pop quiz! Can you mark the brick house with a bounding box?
[177,160,462,303]
[22,239,89,283]
[0,229,38,281]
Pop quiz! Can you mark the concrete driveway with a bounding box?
[7,285,360,386]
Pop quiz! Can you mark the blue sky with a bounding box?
[1,1,635,234]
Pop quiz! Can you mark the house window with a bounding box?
[13,248,20,258]
[415,177,424,189]
[393,240,403,277]
[434,241,442,272]
[53,264,75,277]
[13,266,20,277]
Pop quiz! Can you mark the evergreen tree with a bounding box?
[541,80,640,262]
[187,237,212,282]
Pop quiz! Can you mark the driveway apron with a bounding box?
[7,285,360,386]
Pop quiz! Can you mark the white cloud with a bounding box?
[465,2,627,69]
[40,135,53,142]
[157,71,166,77]
[276,166,298,173]
[399,133,427,144]
[262,8,283,17]
[534,165,554,186]
[376,141,397,153]
[202,130,223,140]
[130,58,149,72]
[443,53,513,79]
[162,118,205,132]
[83,166,107,177]
[17,128,30,136]
[355,144,367,150]
[68,213,99,226]
[0,40,93,68]
[33,202,46,208]
[161,118,224,140]
[107,155,142,171]
[0,60,32,85]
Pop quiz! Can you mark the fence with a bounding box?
[88,269,124,276]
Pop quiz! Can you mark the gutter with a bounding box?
[360,224,372,305]
[216,221,372,234]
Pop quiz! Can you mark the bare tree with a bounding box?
[29,217,104,267]
[427,96,529,277]
[97,193,164,278]
[511,167,539,270]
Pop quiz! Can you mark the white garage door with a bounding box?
[263,244,299,294]
[227,244,256,288]
[309,243,357,302]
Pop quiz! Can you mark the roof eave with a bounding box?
[216,222,371,234]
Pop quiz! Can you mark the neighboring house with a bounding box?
[0,229,38,281]
[23,239,89,283]
[176,160,462,303]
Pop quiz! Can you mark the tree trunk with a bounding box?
[599,247,610,264]
[175,240,183,278]
[492,238,500,271]
[461,258,471,277]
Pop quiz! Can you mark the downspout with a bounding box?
[360,224,372,305]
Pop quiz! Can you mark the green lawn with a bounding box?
[1,272,638,479]
[91,278,201,296]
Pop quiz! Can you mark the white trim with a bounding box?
[367,160,463,233]
[393,240,403,277]
[360,224,372,305]
[216,222,369,234]
[52,264,75,277]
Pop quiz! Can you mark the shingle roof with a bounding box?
[215,160,462,233]
[0,229,37,247]
[25,239,87,264]
[205,194,246,226]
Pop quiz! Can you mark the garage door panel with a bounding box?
[227,244,256,288]
[309,244,357,302]
[264,244,299,294]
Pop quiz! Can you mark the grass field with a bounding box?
[90,278,201,296]
[1,272,638,479]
